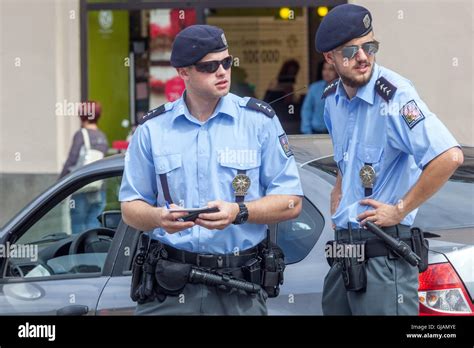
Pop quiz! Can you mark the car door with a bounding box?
[95,223,139,315]
[0,175,124,315]
[265,196,327,315]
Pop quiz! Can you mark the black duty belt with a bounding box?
[335,224,412,241]
[163,243,259,269]
[364,237,413,259]
[326,237,415,260]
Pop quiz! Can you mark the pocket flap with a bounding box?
[154,154,182,174]
[356,145,383,164]
[218,150,261,170]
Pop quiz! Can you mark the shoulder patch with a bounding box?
[138,104,166,125]
[375,77,397,102]
[245,98,275,118]
[400,100,425,129]
[322,79,339,99]
[278,133,293,157]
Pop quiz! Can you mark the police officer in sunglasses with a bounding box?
[316,4,463,315]
[119,25,303,315]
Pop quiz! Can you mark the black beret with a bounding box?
[170,25,228,68]
[315,4,373,53]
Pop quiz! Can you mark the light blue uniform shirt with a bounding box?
[119,92,303,253]
[323,63,459,229]
[301,80,328,134]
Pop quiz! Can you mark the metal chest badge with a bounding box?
[359,164,376,189]
[232,174,251,197]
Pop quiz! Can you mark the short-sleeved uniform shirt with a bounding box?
[323,63,459,229]
[119,92,303,253]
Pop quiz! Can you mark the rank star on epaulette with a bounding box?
[375,77,397,102]
[138,104,166,125]
[400,100,425,129]
[322,79,339,99]
[245,98,275,118]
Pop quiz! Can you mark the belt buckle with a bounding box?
[196,253,215,267]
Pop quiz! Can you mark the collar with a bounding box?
[335,63,380,105]
[171,91,235,124]
[354,63,380,105]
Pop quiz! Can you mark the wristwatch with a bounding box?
[232,202,249,225]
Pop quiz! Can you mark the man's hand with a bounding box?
[357,199,405,227]
[158,203,195,234]
[195,200,239,230]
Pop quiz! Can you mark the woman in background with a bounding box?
[59,101,109,234]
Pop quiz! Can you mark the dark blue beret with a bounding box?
[315,4,373,53]
[170,25,228,68]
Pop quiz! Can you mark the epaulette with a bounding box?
[375,77,397,102]
[138,104,166,125]
[322,78,340,99]
[243,98,275,118]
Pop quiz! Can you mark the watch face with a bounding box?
[234,203,248,225]
[232,174,251,196]
[236,213,246,224]
[359,165,376,187]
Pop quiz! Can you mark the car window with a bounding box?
[277,197,324,264]
[4,176,122,279]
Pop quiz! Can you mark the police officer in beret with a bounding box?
[119,24,303,315]
[315,4,463,315]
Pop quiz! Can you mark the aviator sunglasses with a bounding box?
[194,55,233,73]
[336,41,379,60]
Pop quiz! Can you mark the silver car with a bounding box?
[0,135,472,315]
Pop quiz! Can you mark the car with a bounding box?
[0,135,472,315]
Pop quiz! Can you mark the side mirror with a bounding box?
[97,210,121,230]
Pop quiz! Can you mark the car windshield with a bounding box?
[305,147,474,237]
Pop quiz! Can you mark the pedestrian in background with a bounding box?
[59,101,109,234]
[300,61,337,134]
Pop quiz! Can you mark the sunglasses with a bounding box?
[336,41,379,60]
[194,55,233,73]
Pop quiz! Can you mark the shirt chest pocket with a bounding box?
[356,144,384,174]
[154,154,183,201]
[218,152,262,200]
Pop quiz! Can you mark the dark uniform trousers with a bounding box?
[322,255,419,315]
[135,282,268,315]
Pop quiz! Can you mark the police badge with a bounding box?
[232,174,251,197]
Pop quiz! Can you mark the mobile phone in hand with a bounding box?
[179,207,220,222]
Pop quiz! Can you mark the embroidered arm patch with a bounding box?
[400,100,425,129]
[279,133,294,157]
